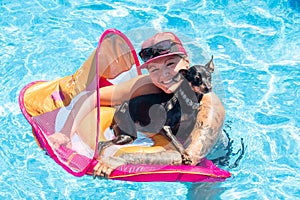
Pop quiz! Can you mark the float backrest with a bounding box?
[19,29,141,176]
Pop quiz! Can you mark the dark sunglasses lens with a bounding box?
[139,48,154,62]
[139,40,175,62]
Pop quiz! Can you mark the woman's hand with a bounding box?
[93,156,126,178]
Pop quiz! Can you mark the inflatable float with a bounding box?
[19,28,231,182]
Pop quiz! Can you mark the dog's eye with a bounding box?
[192,77,202,86]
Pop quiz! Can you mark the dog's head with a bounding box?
[179,56,214,94]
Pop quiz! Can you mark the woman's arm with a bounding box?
[100,74,161,106]
[60,75,161,135]
[184,92,226,165]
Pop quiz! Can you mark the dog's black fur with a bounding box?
[180,56,214,95]
[98,56,215,156]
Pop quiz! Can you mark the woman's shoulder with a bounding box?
[130,74,151,83]
[128,75,162,96]
[200,92,225,116]
[201,92,222,103]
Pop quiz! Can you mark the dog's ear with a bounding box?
[178,69,188,77]
[205,55,214,73]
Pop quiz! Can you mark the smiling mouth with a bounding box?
[160,74,183,85]
[161,79,173,84]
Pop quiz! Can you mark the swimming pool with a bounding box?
[1,0,299,199]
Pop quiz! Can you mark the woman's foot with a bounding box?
[48,132,71,149]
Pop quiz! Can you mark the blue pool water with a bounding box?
[1,0,299,199]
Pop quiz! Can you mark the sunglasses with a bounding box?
[139,40,180,62]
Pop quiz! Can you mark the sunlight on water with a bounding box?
[0,0,299,199]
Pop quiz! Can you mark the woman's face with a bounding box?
[146,55,189,93]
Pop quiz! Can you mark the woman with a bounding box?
[50,32,226,178]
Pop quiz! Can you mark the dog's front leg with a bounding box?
[162,126,192,165]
